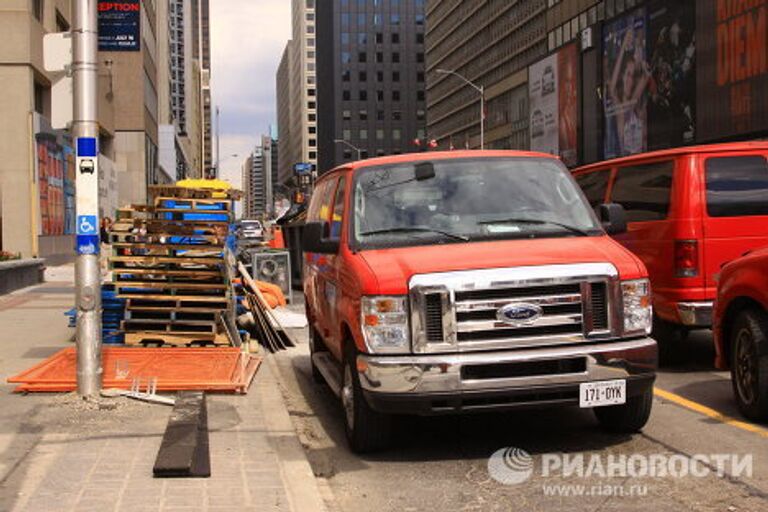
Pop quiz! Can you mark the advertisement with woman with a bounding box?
[603,8,650,159]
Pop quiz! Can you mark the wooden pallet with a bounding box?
[114,281,227,291]
[122,319,217,333]
[154,197,232,209]
[122,295,230,308]
[110,256,223,266]
[124,331,230,347]
[127,309,218,322]
[112,268,223,278]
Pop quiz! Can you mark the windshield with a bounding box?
[352,157,602,249]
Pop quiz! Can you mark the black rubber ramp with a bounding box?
[153,391,211,478]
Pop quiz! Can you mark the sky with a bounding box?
[209,0,291,188]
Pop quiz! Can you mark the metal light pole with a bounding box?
[334,139,363,160]
[215,106,221,178]
[73,0,102,397]
[436,69,485,150]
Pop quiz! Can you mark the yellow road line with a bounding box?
[654,387,768,439]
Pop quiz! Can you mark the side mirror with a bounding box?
[599,203,627,235]
[302,222,340,254]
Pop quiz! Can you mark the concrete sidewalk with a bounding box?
[0,266,327,512]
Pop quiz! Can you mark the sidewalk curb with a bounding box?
[258,354,329,512]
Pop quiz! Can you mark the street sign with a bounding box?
[43,32,72,72]
[76,138,99,255]
[293,163,313,175]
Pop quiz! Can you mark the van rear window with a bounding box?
[575,170,610,209]
[705,156,768,217]
[611,161,674,222]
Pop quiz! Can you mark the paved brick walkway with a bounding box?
[0,266,326,512]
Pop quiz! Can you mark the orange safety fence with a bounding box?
[7,347,261,394]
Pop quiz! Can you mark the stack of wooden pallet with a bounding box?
[109,185,241,347]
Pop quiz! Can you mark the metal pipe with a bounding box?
[333,138,362,160]
[73,0,102,397]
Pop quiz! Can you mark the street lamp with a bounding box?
[436,68,485,150]
[334,139,363,160]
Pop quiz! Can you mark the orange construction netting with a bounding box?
[7,347,261,393]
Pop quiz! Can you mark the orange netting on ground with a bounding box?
[7,347,261,393]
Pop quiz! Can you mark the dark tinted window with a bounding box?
[705,156,768,217]
[575,170,610,209]
[610,161,674,222]
[330,177,347,240]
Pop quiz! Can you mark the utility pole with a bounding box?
[73,0,102,397]
[435,68,485,150]
[215,106,221,178]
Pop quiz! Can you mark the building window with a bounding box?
[376,129,384,140]
[360,129,368,140]
[343,150,352,160]
[376,149,385,157]
[392,52,400,63]
[341,32,350,45]
[392,71,400,82]
[309,139,317,147]
[417,71,424,82]
[32,0,43,21]
[415,14,425,25]
[309,126,317,134]
[308,101,316,109]
[359,90,368,101]
[416,33,424,44]
[377,110,385,121]
[376,52,384,63]
[341,13,350,26]
[373,14,382,26]
[341,51,351,63]
[391,33,400,44]
[308,88,316,96]
[416,109,425,120]
[342,70,350,81]
[392,111,402,121]
[377,90,384,101]
[307,25,315,34]
[56,9,69,31]
[343,129,352,140]
[359,71,367,81]
[391,14,400,25]
[307,50,315,58]
[377,71,384,82]
[392,90,401,101]
[343,90,351,101]
[358,33,367,45]
[359,109,368,120]
[342,110,351,120]
[375,32,383,44]
[309,113,316,121]
[416,52,424,63]
[392,129,401,140]
[358,52,367,63]
[417,90,425,101]
[307,38,315,47]
[357,13,366,26]
[309,151,317,159]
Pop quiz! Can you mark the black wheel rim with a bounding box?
[735,327,757,406]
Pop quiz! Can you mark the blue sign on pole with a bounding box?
[98,0,141,52]
[76,235,100,255]
[77,137,98,157]
[77,215,98,235]
[293,163,313,175]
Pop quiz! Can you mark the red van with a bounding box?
[303,150,657,452]
[573,143,768,361]
[713,246,768,421]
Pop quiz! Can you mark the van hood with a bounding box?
[358,236,645,295]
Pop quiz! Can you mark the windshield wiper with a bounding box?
[360,227,469,242]
[477,218,592,236]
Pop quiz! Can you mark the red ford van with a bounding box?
[303,150,657,452]
[573,143,768,361]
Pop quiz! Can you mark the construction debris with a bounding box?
[237,261,295,353]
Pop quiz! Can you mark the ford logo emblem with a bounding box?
[497,303,543,326]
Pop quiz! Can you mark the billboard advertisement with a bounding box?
[696,1,768,141]
[529,53,559,156]
[647,0,696,150]
[558,43,579,167]
[98,0,141,52]
[603,8,649,159]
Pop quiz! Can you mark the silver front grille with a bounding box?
[410,263,619,353]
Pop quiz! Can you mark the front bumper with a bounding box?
[358,338,657,415]
[676,301,713,327]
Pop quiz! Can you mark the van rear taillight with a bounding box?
[674,240,699,278]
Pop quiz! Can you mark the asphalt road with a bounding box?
[273,327,768,512]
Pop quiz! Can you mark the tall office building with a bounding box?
[276,0,317,186]
[157,0,204,181]
[242,135,274,218]
[317,0,428,172]
[425,0,546,152]
[197,0,213,177]
[0,1,117,261]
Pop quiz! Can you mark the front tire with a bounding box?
[594,387,653,433]
[730,310,768,422]
[341,343,392,453]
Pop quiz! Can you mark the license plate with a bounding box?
[579,380,626,408]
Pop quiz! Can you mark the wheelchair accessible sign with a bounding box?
[76,215,99,255]
[75,136,100,256]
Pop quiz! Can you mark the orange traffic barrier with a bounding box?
[8,347,261,393]
[268,226,285,249]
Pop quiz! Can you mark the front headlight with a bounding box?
[621,279,652,336]
[361,296,410,354]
